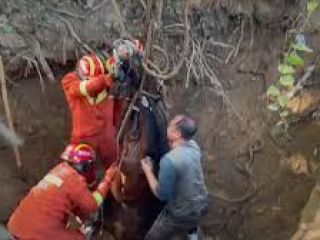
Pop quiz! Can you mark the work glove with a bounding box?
[104,163,119,183]
[96,163,119,198]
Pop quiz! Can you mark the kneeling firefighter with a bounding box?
[7,143,118,240]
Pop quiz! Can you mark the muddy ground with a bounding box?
[1,0,320,240]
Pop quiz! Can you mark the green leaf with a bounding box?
[280,110,289,118]
[278,64,295,74]
[307,0,319,16]
[1,24,15,34]
[267,103,279,111]
[279,75,295,87]
[267,85,280,96]
[277,95,290,108]
[286,51,304,66]
[292,43,313,53]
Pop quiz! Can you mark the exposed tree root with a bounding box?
[212,140,264,203]
[46,7,85,20]
[142,0,191,81]
[0,57,22,168]
[57,15,93,53]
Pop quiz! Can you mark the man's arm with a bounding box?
[141,161,159,197]
[141,157,177,202]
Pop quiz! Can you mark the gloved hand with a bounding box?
[96,164,119,198]
[104,163,119,183]
[101,74,113,88]
[82,75,106,96]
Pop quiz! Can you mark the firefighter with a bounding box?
[62,54,118,168]
[7,143,118,240]
[62,40,143,168]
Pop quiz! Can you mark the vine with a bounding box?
[267,0,319,130]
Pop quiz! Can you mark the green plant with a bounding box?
[0,23,15,34]
[266,0,319,127]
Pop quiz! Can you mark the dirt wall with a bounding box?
[1,0,320,239]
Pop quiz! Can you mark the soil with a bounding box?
[1,0,320,240]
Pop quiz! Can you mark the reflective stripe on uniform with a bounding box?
[105,59,112,73]
[95,90,107,104]
[83,56,95,76]
[86,90,107,105]
[44,174,64,188]
[96,56,105,75]
[79,81,89,96]
[93,191,103,206]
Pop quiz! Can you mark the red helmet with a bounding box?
[61,143,97,185]
[61,143,96,164]
[77,54,105,77]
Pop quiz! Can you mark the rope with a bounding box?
[115,0,156,171]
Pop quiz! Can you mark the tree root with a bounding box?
[57,15,93,53]
[139,0,147,10]
[110,0,127,36]
[0,57,22,168]
[21,56,45,93]
[90,0,109,13]
[212,140,264,203]
[34,40,55,83]
[17,31,55,83]
[46,7,85,20]
[142,0,191,80]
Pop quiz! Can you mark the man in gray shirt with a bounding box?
[141,115,209,240]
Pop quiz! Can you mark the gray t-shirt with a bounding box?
[156,140,209,220]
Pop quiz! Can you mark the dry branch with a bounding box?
[57,15,93,53]
[288,65,316,98]
[46,7,85,19]
[90,0,109,13]
[234,19,245,58]
[62,34,68,65]
[18,31,55,83]
[110,0,127,36]
[156,0,163,27]
[139,0,147,10]
[33,40,55,83]
[0,57,22,168]
[21,56,46,93]
[151,45,170,73]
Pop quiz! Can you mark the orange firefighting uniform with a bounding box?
[7,162,112,240]
[62,73,124,167]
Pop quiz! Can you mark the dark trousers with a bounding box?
[144,209,198,240]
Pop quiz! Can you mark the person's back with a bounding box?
[164,140,208,220]
[8,143,118,240]
[8,163,88,240]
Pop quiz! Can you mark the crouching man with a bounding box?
[141,115,209,240]
[7,143,118,240]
